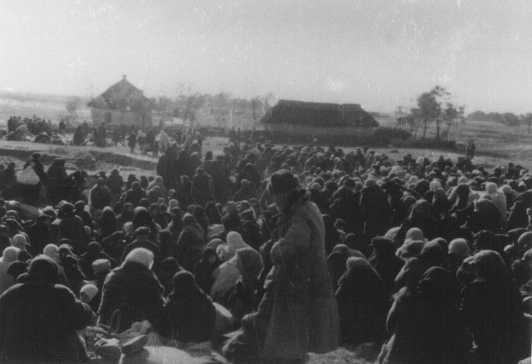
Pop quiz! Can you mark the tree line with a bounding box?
[396,86,465,140]
[467,110,532,131]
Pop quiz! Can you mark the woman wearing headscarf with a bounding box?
[157,271,216,344]
[394,199,437,243]
[449,183,473,226]
[205,201,222,225]
[217,231,251,262]
[56,202,88,254]
[61,254,86,297]
[360,178,391,238]
[484,182,507,219]
[147,176,168,200]
[79,241,115,280]
[336,257,387,346]
[379,267,470,364]
[194,247,220,294]
[222,247,264,323]
[43,243,69,286]
[27,214,52,256]
[98,248,164,332]
[471,196,504,232]
[117,202,135,228]
[395,239,447,292]
[99,206,118,239]
[507,190,532,230]
[461,250,528,364]
[175,213,205,271]
[131,206,159,240]
[11,234,32,262]
[447,238,471,275]
[0,255,94,363]
[369,237,404,298]
[156,257,181,295]
[0,247,20,295]
[253,169,339,363]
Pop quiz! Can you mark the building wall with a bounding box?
[263,122,375,136]
[91,108,152,128]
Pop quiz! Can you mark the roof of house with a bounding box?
[88,75,152,112]
[261,99,378,127]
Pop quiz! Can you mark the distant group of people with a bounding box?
[0,132,528,364]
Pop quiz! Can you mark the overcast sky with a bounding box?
[2,0,532,112]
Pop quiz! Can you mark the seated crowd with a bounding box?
[0,138,529,364]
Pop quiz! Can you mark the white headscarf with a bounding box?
[216,231,250,262]
[43,244,60,263]
[124,248,154,269]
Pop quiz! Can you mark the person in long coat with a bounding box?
[0,255,94,362]
[255,169,339,363]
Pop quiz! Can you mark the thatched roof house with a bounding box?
[88,76,153,128]
[261,100,378,130]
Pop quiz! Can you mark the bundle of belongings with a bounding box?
[91,311,232,364]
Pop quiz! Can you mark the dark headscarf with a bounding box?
[100,206,117,238]
[194,247,220,293]
[417,266,457,304]
[27,255,58,286]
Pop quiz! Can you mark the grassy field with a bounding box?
[375,116,532,168]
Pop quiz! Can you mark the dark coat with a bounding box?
[98,261,164,331]
[157,271,215,343]
[257,200,339,360]
[462,278,528,364]
[90,184,112,210]
[369,238,404,297]
[379,268,470,364]
[0,282,93,362]
[176,226,205,272]
[57,215,88,254]
[360,185,391,237]
[335,259,387,346]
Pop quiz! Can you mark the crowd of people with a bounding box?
[0,134,529,364]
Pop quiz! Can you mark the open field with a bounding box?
[376,116,532,168]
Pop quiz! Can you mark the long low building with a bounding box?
[260,100,378,133]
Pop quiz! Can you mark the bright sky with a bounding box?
[2,0,532,112]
